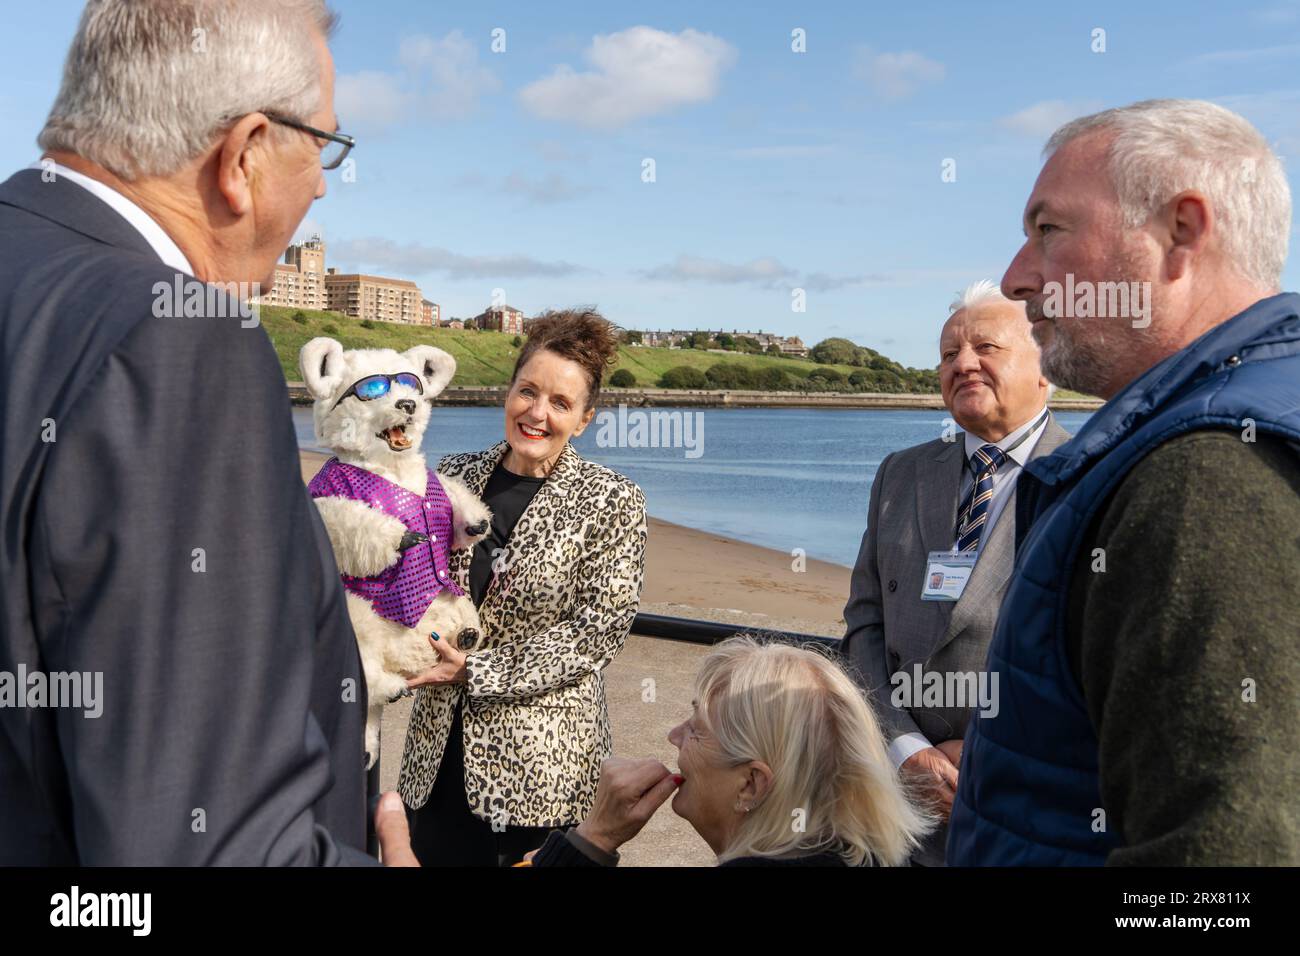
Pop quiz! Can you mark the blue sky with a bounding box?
[5,0,1300,367]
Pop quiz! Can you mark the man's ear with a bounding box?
[403,346,456,397]
[1163,190,1212,282]
[215,112,272,217]
[300,337,346,400]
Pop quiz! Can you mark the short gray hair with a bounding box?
[1045,99,1291,290]
[949,278,1012,314]
[39,0,336,180]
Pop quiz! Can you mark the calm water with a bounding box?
[294,406,1093,568]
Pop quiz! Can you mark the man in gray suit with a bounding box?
[0,0,414,864]
[841,280,1070,865]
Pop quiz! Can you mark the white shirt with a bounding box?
[30,159,194,275]
[888,405,1050,770]
[954,406,1051,555]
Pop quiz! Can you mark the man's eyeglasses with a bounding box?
[264,112,355,170]
[332,373,424,410]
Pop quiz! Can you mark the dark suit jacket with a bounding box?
[840,414,1070,865]
[0,168,373,864]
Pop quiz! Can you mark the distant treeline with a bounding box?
[618,337,940,393]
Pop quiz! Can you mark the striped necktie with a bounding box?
[955,444,1008,552]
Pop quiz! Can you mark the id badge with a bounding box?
[921,551,977,602]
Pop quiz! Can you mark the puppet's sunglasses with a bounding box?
[332,373,424,410]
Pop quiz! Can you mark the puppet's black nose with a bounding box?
[395,399,416,414]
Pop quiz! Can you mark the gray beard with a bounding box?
[1037,321,1119,397]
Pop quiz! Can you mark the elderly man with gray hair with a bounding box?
[0,1,414,864]
[841,280,1070,865]
[949,99,1300,866]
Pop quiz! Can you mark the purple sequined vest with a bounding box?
[308,457,466,629]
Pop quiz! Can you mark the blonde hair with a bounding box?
[694,636,934,866]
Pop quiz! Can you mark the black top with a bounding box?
[718,852,849,867]
[530,828,852,867]
[468,459,548,608]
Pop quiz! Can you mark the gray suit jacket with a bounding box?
[840,414,1070,864]
[0,169,373,864]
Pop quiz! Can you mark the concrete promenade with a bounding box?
[288,381,1104,412]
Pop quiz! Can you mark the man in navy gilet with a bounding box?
[948,99,1300,865]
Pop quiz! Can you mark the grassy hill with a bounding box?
[260,305,1093,399]
[262,305,886,387]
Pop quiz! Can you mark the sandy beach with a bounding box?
[300,450,851,865]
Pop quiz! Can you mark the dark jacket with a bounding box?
[948,293,1300,866]
[0,168,373,864]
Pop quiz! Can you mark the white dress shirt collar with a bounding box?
[31,159,195,276]
[963,405,1050,467]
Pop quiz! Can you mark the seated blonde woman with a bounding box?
[526,636,935,866]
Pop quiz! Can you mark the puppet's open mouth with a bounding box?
[378,424,413,451]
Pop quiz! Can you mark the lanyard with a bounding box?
[966,408,1050,478]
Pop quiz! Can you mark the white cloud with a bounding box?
[1189,42,1300,66]
[729,145,835,159]
[499,171,590,204]
[1252,3,1300,25]
[519,26,737,128]
[333,71,408,131]
[853,48,945,101]
[1213,90,1300,157]
[802,271,891,293]
[292,217,327,244]
[455,169,591,204]
[399,32,501,117]
[331,237,588,281]
[998,99,1103,140]
[642,254,796,286]
[335,30,499,132]
[640,255,890,292]
[1212,89,1300,125]
[534,140,589,164]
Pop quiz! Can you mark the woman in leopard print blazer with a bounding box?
[398,309,647,866]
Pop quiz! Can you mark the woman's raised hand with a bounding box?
[574,757,682,854]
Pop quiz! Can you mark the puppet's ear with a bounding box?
[299,338,346,400]
[403,345,456,397]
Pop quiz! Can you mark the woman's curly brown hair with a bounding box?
[510,307,621,410]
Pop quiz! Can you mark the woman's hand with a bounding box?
[406,633,468,688]
[573,757,682,854]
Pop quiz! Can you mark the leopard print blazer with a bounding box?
[397,439,647,828]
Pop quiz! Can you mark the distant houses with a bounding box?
[639,329,809,357]
[472,303,526,335]
[254,235,435,326]
[255,243,810,352]
[421,298,440,326]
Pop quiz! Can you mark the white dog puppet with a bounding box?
[299,337,491,766]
